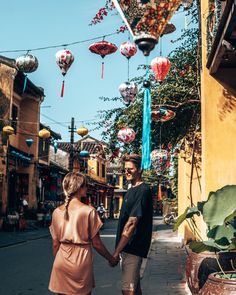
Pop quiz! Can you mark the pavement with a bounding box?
[0,216,191,294]
[141,216,191,295]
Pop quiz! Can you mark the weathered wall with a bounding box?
[201,0,236,195]
[0,64,16,212]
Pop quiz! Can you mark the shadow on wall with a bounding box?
[217,88,236,121]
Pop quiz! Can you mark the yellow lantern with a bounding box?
[38,128,51,139]
[76,126,88,137]
[2,125,14,136]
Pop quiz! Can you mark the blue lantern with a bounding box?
[79,150,90,159]
[53,141,58,154]
[25,138,34,148]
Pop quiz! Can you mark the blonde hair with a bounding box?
[62,172,87,220]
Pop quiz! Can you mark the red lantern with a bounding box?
[151,57,171,83]
[120,42,137,59]
[151,107,176,122]
[89,40,117,78]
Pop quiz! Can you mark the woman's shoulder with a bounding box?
[52,205,64,215]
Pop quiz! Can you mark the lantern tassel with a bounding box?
[101,61,104,79]
[157,183,162,201]
[60,80,65,97]
[22,75,28,93]
[141,87,151,170]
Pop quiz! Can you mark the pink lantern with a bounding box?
[120,42,137,59]
[56,49,74,97]
[151,57,171,83]
[118,128,135,143]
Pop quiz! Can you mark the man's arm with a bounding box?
[113,216,139,259]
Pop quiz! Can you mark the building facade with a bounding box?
[0,57,44,214]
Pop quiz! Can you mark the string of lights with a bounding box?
[0,31,123,54]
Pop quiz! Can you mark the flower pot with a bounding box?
[199,272,236,294]
[186,249,236,294]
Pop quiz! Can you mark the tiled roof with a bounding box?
[58,141,98,154]
[106,166,124,174]
[58,136,108,156]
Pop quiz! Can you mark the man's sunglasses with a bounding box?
[124,168,133,173]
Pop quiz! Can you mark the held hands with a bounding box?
[108,253,120,267]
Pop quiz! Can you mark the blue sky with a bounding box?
[1,0,186,142]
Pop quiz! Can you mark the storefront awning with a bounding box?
[9,145,33,162]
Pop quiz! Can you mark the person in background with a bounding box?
[48,172,118,295]
[112,154,153,295]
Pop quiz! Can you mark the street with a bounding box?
[0,220,121,295]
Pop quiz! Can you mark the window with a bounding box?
[11,104,18,133]
[97,161,100,176]
[102,164,106,178]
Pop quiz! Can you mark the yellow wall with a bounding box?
[201,0,236,194]
[88,157,106,183]
[178,1,236,241]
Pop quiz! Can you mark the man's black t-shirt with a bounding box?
[115,183,153,258]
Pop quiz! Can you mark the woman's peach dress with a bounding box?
[48,204,102,295]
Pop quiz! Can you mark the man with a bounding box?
[113,154,153,295]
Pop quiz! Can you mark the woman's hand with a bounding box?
[109,254,119,267]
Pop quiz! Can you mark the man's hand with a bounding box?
[108,254,119,267]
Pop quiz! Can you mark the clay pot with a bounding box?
[199,272,236,295]
[185,250,236,294]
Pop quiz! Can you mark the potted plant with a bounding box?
[174,185,236,294]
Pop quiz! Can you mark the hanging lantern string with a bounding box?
[127,58,130,81]
[0,31,123,54]
[145,56,149,80]
[160,37,163,57]
[159,122,162,150]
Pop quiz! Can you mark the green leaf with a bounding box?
[202,185,236,228]
[227,238,236,251]
[207,224,236,244]
[173,206,200,231]
[189,240,228,253]
[224,210,236,224]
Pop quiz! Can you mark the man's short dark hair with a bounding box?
[124,154,142,169]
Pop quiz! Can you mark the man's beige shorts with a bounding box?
[121,252,143,291]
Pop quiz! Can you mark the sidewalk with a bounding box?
[0,225,50,248]
[141,216,191,295]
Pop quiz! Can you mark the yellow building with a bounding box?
[58,135,115,212]
[107,160,127,219]
[178,0,236,241]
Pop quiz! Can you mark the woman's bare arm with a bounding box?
[92,232,118,266]
[52,239,60,257]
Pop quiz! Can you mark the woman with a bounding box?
[48,172,117,295]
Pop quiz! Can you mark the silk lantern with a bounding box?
[89,40,117,78]
[151,149,169,175]
[151,107,176,122]
[113,0,182,56]
[16,53,39,93]
[119,81,138,106]
[76,126,89,137]
[151,57,171,82]
[2,125,14,136]
[25,139,34,148]
[118,128,135,143]
[56,49,74,97]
